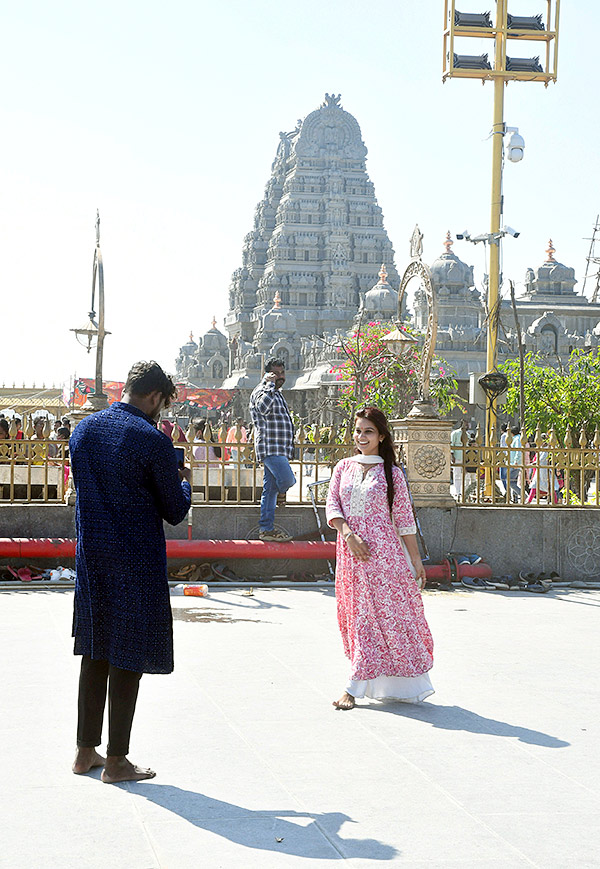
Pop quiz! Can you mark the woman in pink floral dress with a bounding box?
[326,407,434,710]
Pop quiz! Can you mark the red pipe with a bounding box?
[0,538,492,579]
[0,538,331,560]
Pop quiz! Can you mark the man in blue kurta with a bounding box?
[70,361,191,783]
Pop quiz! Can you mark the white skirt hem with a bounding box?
[346,672,434,703]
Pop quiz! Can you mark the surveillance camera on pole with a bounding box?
[505,127,525,162]
[455,230,470,240]
[503,226,520,238]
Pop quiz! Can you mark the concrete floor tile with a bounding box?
[2,785,158,869]
[480,812,600,868]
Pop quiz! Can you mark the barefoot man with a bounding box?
[70,361,191,783]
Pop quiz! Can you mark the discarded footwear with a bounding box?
[259,528,292,543]
[169,563,197,579]
[17,566,44,582]
[211,562,239,581]
[484,577,509,590]
[524,581,550,593]
[502,575,525,590]
[461,576,488,589]
[519,570,551,589]
[289,571,315,582]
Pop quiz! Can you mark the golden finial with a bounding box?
[189,331,194,342]
[378,263,388,283]
[211,316,217,329]
[273,290,282,309]
[443,231,453,253]
[546,239,556,262]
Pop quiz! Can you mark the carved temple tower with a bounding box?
[221,94,399,390]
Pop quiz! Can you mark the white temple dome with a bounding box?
[363,264,398,313]
[429,233,474,292]
[201,318,227,351]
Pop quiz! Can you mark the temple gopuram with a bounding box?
[176,95,600,421]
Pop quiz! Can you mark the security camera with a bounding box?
[456,230,470,240]
[505,127,525,163]
[504,226,520,238]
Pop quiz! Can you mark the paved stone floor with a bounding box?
[2,584,599,868]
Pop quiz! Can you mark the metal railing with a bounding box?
[4,417,599,508]
[0,438,71,502]
[451,425,600,507]
[177,422,354,505]
[0,421,356,504]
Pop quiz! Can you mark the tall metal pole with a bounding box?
[84,211,109,411]
[93,214,107,403]
[486,0,506,447]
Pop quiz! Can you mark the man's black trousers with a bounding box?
[76,656,142,756]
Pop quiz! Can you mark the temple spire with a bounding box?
[378,263,388,284]
[273,290,282,309]
[546,239,556,263]
[443,231,453,253]
[211,315,217,329]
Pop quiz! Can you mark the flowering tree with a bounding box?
[327,321,463,422]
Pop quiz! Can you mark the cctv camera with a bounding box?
[456,230,470,240]
[504,226,520,238]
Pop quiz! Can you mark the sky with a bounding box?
[2,0,599,390]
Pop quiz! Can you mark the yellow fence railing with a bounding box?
[3,419,600,508]
[0,422,357,505]
[450,425,600,507]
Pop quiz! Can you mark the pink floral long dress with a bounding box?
[326,456,434,702]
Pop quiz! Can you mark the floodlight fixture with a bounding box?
[504,126,525,162]
[452,52,492,70]
[506,13,544,31]
[506,56,543,73]
[454,10,492,28]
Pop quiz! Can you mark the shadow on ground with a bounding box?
[123,783,398,860]
[360,703,570,748]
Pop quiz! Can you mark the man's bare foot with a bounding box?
[72,747,106,774]
[332,691,355,710]
[101,756,156,784]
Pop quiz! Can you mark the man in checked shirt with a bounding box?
[249,357,296,541]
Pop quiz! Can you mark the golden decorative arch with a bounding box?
[398,229,438,404]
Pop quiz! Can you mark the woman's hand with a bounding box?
[345,533,370,562]
[414,560,427,589]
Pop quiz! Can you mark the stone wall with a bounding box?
[1,504,598,581]
[418,506,600,583]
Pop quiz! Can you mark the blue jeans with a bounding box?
[260,455,296,531]
[509,468,521,502]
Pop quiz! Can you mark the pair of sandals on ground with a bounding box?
[1,565,75,582]
[461,571,561,593]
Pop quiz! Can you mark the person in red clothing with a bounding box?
[160,419,187,443]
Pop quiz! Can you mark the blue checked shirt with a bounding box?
[249,378,295,462]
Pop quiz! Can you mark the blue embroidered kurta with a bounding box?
[70,402,191,674]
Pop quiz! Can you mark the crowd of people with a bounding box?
[451,420,564,503]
